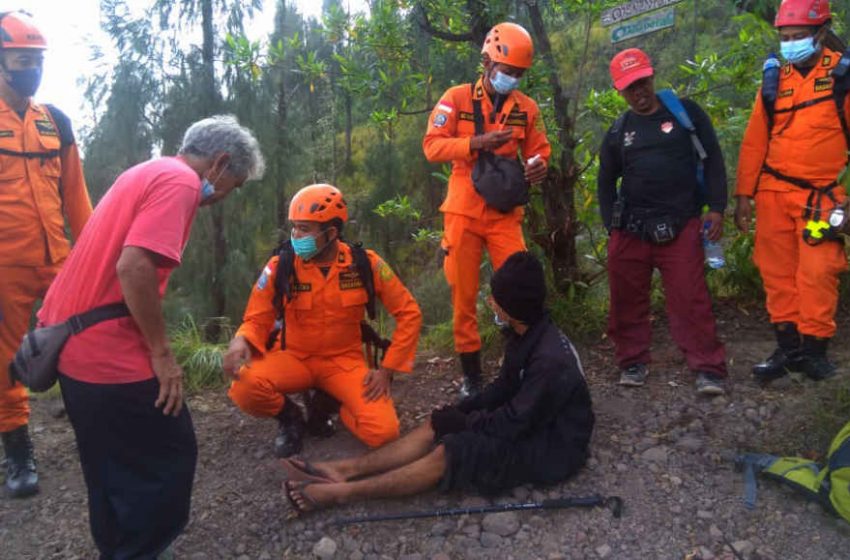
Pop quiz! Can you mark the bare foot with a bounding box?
[283,480,341,517]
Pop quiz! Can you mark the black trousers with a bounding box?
[59,374,198,560]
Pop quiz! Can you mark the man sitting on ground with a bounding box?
[281,251,594,513]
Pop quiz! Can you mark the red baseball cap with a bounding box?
[610,48,654,91]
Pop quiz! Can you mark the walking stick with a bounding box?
[330,494,623,526]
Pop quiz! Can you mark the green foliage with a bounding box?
[170,316,228,392]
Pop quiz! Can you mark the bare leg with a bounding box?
[315,421,436,481]
[287,445,447,511]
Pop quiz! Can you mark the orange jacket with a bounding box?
[236,242,422,373]
[737,49,850,197]
[422,77,551,219]
[0,99,91,266]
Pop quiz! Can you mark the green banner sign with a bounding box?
[610,7,676,43]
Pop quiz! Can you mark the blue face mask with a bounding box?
[5,67,42,98]
[491,70,520,95]
[780,37,819,64]
[291,234,320,260]
[199,164,227,204]
[200,179,216,202]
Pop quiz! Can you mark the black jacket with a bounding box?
[457,317,594,481]
[597,96,727,230]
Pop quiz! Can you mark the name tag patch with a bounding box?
[339,271,364,290]
[815,77,833,92]
[35,119,58,136]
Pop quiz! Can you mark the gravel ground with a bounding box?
[3,303,850,559]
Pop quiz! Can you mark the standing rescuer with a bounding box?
[423,22,551,398]
[736,0,847,383]
[0,11,91,498]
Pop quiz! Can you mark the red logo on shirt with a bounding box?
[661,121,674,134]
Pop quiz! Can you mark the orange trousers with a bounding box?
[0,265,60,432]
[228,349,399,448]
[754,190,848,338]
[441,211,526,353]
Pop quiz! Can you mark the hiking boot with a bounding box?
[305,390,338,438]
[752,322,802,382]
[459,351,483,399]
[274,397,306,458]
[797,335,837,381]
[618,363,648,387]
[2,424,39,498]
[695,372,726,396]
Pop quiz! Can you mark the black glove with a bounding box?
[430,405,468,438]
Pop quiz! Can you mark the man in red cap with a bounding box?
[736,0,847,383]
[597,48,728,394]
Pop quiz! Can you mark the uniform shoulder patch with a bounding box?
[433,113,448,128]
[256,265,272,290]
[375,259,395,282]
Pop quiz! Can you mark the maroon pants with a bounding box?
[607,218,726,376]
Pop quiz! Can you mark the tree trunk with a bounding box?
[276,1,290,231]
[201,0,227,341]
[525,1,579,292]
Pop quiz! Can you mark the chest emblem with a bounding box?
[624,131,636,147]
[661,121,674,134]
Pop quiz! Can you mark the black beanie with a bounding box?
[490,251,546,324]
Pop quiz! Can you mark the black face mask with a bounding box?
[5,67,42,98]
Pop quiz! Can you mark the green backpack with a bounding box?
[737,421,850,522]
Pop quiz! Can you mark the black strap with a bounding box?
[0,147,59,160]
[472,98,484,137]
[43,104,75,147]
[67,303,130,335]
[350,243,377,320]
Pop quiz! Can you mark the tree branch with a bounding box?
[414,3,475,43]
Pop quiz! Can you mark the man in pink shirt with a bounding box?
[38,115,264,559]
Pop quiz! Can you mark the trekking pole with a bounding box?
[330,495,623,526]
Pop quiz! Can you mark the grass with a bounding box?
[169,315,228,392]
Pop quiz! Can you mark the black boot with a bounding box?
[305,390,338,438]
[752,322,802,382]
[2,424,39,498]
[797,335,837,381]
[274,397,306,458]
[459,351,482,399]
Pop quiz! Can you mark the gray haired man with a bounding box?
[38,115,264,559]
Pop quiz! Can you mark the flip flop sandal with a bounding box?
[284,480,320,518]
[280,457,336,484]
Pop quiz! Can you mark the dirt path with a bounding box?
[3,303,850,560]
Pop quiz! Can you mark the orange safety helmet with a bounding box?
[0,12,47,50]
[774,0,831,27]
[288,184,349,224]
[481,22,534,69]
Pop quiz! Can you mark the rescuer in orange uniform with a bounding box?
[224,184,422,456]
[0,12,91,498]
[736,0,847,382]
[423,22,551,397]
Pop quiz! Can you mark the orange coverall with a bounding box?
[0,100,91,433]
[423,77,551,353]
[228,243,422,447]
[737,49,849,338]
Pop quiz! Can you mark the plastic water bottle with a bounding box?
[762,54,781,106]
[703,221,725,269]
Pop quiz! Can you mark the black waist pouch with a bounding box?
[472,152,529,213]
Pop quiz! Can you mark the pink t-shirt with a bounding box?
[39,157,200,384]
